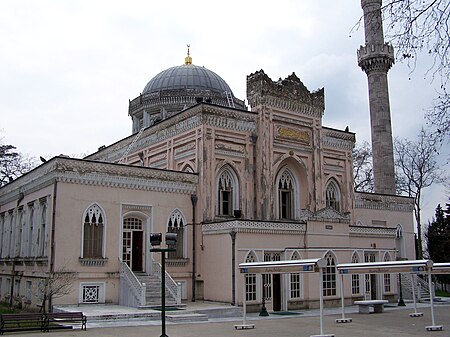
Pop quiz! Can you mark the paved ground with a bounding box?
[17,301,450,337]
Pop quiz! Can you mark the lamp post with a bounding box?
[397,258,406,306]
[150,233,177,337]
[259,276,269,316]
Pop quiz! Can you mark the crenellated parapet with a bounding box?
[246,70,324,117]
[358,43,395,73]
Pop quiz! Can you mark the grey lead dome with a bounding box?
[143,64,233,95]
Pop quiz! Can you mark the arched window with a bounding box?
[167,209,185,259]
[244,251,257,301]
[277,168,296,219]
[38,200,47,257]
[326,180,341,212]
[82,204,105,258]
[323,252,337,297]
[383,253,392,293]
[290,251,303,299]
[351,252,360,295]
[396,224,405,259]
[217,166,239,216]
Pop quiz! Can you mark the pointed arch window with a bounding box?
[323,252,337,297]
[383,253,392,293]
[167,209,185,259]
[82,204,105,258]
[351,252,361,295]
[290,251,303,299]
[38,200,47,257]
[326,180,341,212]
[244,251,257,301]
[217,166,239,217]
[278,168,295,219]
[396,224,405,259]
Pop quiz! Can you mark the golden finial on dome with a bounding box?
[185,44,192,65]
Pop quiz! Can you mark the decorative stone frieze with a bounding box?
[355,192,414,212]
[349,225,397,238]
[202,219,306,235]
[322,127,355,150]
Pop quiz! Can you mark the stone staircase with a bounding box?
[134,272,177,307]
[401,274,430,302]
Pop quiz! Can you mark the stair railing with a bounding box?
[120,261,146,307]
[152,260,181,304]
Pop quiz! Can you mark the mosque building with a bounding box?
[0,0,415,312]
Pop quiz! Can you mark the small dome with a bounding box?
[143,64,233,95]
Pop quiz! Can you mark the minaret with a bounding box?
[358,0,396,195]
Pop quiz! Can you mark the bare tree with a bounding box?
[394,128,445,258]
[383,0,450,143]
[354,0,450,142]
[35,266,77,313]
[353,141,374,192]
[0,143,37,186]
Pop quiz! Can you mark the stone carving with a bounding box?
[308,207,350,223]
[246,70,324,117]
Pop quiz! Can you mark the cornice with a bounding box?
[0,157,198,205]
[88,104,256,162]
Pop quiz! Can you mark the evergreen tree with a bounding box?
[425,201,450,288]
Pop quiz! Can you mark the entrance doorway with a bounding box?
[131,231,143,271]
[272,274,282,311]
[263,251,282,312]
[365,252,377,299]
[123,217,145,272]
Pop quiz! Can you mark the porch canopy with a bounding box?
[337,259,432,275]
[240,258,327,274]
[237,258,334,337]
[431,262,450,274]
[335,259,443,332]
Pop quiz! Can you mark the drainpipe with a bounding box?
[9,263,15,307]
[190,194,198,302]
[230,230,236,305]
[48,179,57,312]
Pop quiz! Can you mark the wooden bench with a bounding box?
[44,312,87,331]
[354,300,389,314]
[0,313,44,335]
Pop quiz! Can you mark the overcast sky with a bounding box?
[0,0,448,222]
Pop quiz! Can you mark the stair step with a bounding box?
[166,313,208,322]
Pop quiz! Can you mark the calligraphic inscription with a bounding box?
[277,127,310,144]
